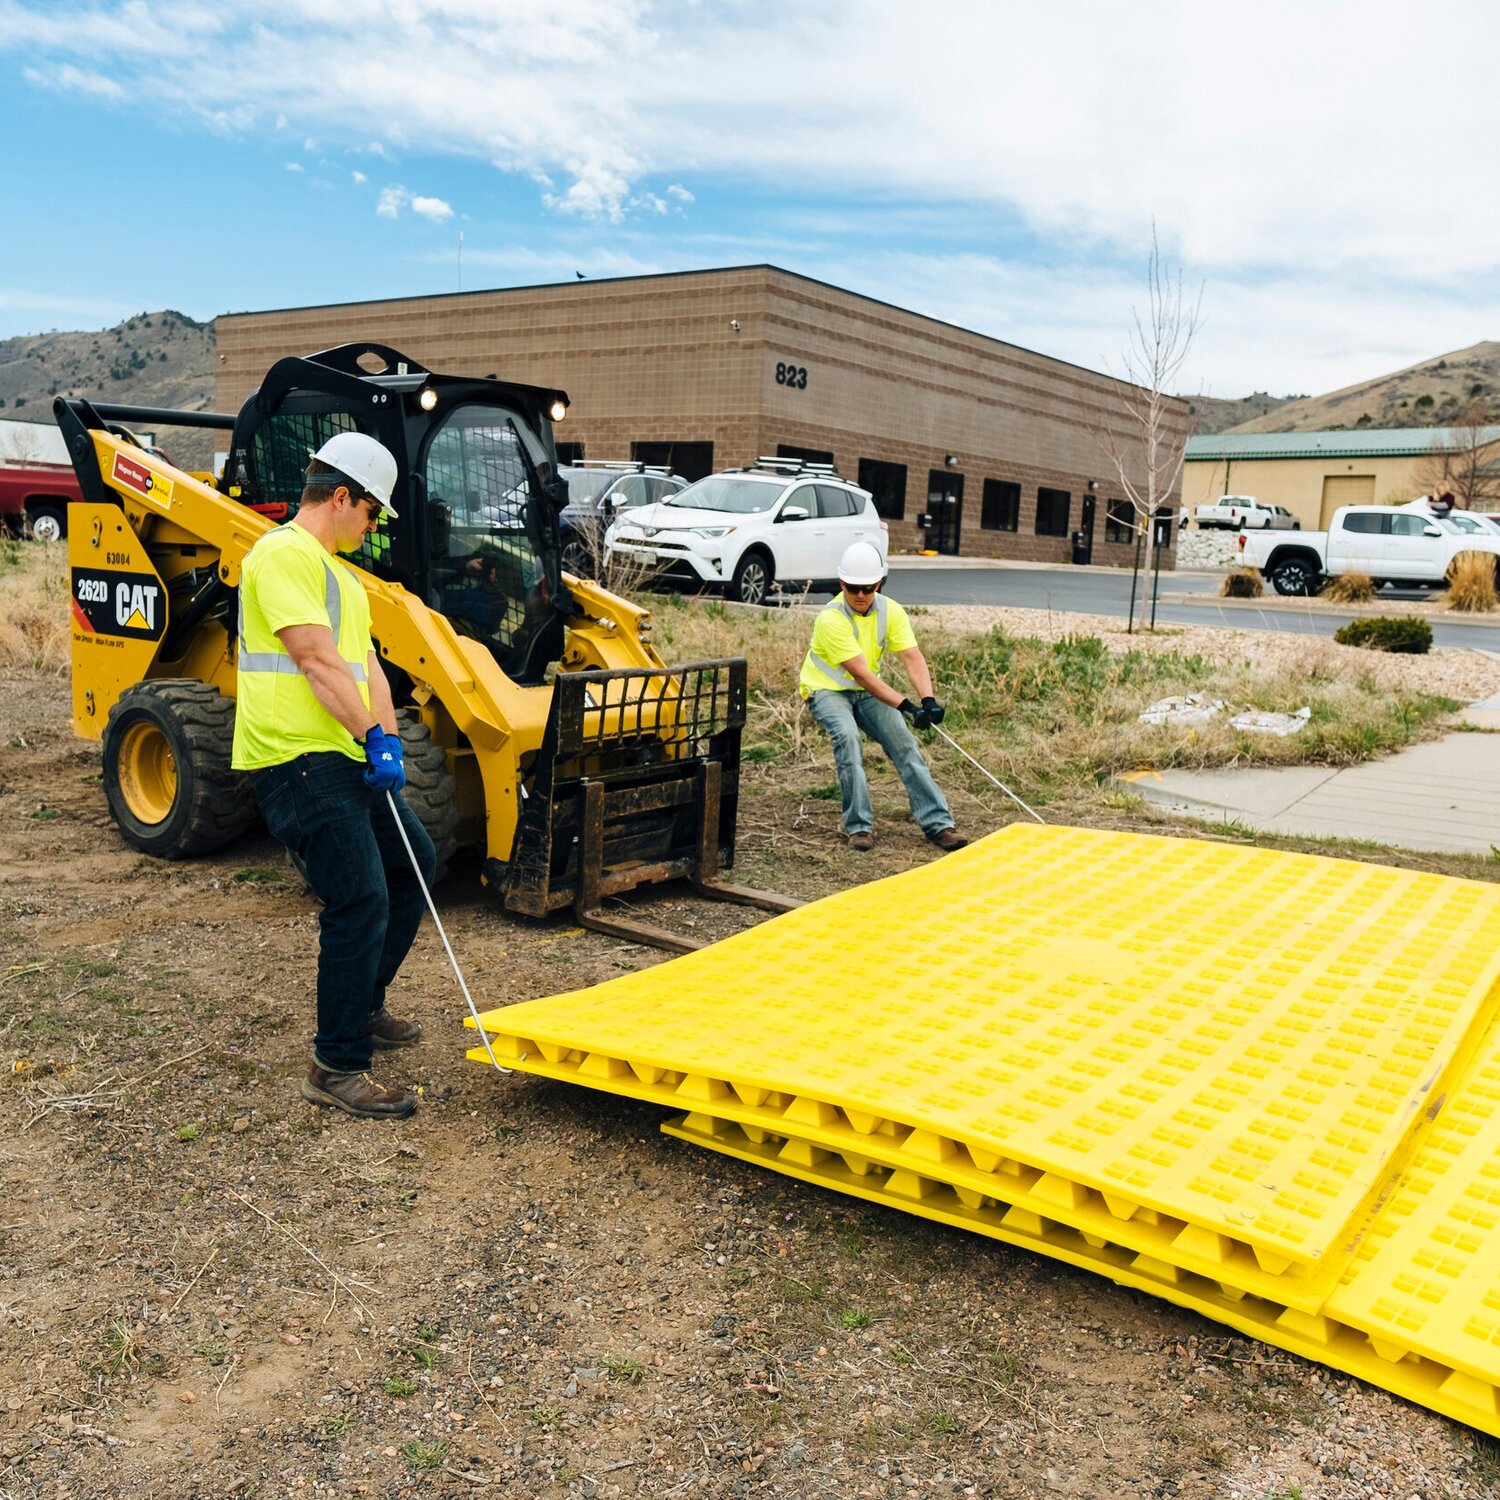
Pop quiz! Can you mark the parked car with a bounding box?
[1239,504,1500,595]
[605,458,888,605]
[0,462,86,541]
[1195,495,1292,530]
[558,462,686,577]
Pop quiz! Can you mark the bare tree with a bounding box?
[0,419,47,467]
[1095,228,1202,631]
[1413,399,1500,511]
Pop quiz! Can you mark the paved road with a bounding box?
[871,565,1500,652]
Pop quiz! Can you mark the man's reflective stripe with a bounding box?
[810,595,888,690]
[237,552,366,680]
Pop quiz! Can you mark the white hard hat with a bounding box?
[838,540,885,586]
[311,431,399,516]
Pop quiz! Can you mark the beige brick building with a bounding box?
[217,265,1185,565]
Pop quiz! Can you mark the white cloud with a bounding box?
[376,184,454,224]
[410,194,453,224]
[22,62,122,99]
[351,169,367,185]
[376,184,409,219]
[284,161,303,172]
[666,184,693,204]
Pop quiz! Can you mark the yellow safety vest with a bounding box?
[799,594,890,696]
[230,523,373,770]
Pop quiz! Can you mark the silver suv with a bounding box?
[558,462,686,577]
[605,459,888,605]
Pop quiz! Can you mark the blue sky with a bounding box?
[3,0,1495,397]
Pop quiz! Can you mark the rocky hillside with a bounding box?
[1224,341,1500,433]
[0,310,218,468]
[1182,392,1302,435]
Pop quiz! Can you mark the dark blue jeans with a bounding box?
[250,753,437,1073]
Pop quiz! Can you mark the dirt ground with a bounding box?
[3,663,1500,1500]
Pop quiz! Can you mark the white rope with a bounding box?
[386,789,510,1075]
[931,724,1047,825]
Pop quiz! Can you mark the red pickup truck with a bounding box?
[0,463,85,541]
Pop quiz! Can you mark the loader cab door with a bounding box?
[420,403,563,683]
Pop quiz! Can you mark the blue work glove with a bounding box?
[915,696,945,729]
[361,725,406,792]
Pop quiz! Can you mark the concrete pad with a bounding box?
[1117,733,1500,855]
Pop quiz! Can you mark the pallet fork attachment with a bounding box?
[498,660,799,950]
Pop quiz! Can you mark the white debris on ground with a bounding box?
[1138,694,1226,726]
[1229,705,1313,735]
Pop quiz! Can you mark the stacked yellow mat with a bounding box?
[468,825,1500,1435]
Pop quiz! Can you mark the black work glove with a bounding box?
[917,695,945,729]
[897,698,919,719]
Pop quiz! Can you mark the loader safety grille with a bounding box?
[502,659,748,916]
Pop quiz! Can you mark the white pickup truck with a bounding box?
[1194,495,1298,530]
[1239,504,1500,595]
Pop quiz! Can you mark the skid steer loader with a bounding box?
[55,343,794,951]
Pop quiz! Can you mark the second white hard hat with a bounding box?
[838,540,886,586]
[312,431,400,516]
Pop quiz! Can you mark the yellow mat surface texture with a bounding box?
[468,824,1500,1435]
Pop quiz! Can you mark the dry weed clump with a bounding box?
[1322,572,1377,604]
[1219,568,1263,598]
[1446,550,1498,613]
[0,541,69,673]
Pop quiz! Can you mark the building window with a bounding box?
[981,478,1020,532]
[1105,499,1136,543]
[777,443,835,467]
[858,458,907,521]
[1035,487,1070,537]
[632,441,714,482]
[554,442,585,466]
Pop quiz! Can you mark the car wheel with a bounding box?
[561,537,593,578]
[29,505,65,543]
[1269,557,1318,596]
[729,550,774,606]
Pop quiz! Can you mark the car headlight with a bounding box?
[687,526,735,539]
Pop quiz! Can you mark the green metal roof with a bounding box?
[1186,427,1500,462]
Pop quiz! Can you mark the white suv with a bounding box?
[604,460,888,605]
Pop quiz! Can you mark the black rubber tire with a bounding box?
[729,549,774,606]
[101,680,257,858]
[1269,556,1319,596]
[28,505,65,543]
[397,712,459,882]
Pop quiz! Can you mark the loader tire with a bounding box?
[102,680,257,858]
[397,712,459,883]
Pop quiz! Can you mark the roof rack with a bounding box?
[724,457,844,478]
[563,459,675,476]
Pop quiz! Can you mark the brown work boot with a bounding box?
[848,831,876,851]
[301,1064,416,1119]
[367,1009,422,1050]
[925,826,968,852]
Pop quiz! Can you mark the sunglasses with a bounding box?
[842,581,878,595]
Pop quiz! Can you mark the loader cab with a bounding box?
[222,344,571,685]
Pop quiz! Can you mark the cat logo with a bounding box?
[71,568,165,642]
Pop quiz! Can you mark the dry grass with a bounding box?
[1219,568,1263,598]
[642,595,1462,811]
[0,539,69,673]
[1322,572,1377,604]
[1446,550,1498,613]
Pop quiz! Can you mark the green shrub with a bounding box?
[1333,617,1432,654]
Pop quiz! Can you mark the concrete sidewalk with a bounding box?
[1116,693,1500,856]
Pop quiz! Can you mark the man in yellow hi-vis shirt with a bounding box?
[232,433,435,1120]
[799,541,966,855]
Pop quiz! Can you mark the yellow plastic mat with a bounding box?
[467,825,1500,1431]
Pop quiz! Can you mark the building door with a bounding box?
[926,471,964,554]
[1319,474,1376,529]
